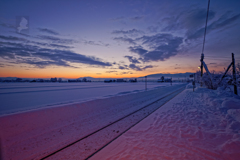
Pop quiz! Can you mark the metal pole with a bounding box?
[145,76,147,90]
[200,53,204,87]
[232,53,238,95]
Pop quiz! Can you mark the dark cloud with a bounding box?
[118,65,128,70]
[37,35,78,44]
[187,13,240,40]
[129,64,141,71]
[38,28,59,35]
[124,56,140,64]
[129,34,183,62]
[113,37,136,45]
[129,64,153,71]
[0,35,26,41]
[0,42,112,68]
[106,71,117,73]
[142,65,153,70]
[129,46,148,55]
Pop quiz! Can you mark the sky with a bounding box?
[0,0,240,79]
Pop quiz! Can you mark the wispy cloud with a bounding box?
[110,16,125,21]
[0,41,112,68]
[37,35,78,44]
[112,29,144,36]
[186,13,240,40]
[0,35,26,41]
[83,40,109,47]
[113,37,136,45]
[37,28,59,35]
[130,16,144,21]
[106,71,117,73]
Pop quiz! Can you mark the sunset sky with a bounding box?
[0,0,240,78]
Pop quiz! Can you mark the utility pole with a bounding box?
[193,73,195,92]
[145,76,147,90]
[200,53,204,87]
[232,53,238,95]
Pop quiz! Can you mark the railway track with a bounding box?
[41,87,185,160]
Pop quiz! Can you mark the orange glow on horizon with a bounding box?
[0,66,198,79]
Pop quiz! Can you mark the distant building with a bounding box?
[68,79,77,82]
[104,79,112,83]
[51,77,57,82]
[117,79,125,82]
[37,79,44,82]
[16,78,22,82]
[3,80,12,82]
[129,79,137,82]
[157,77,171,82]
[164,78,172,82]
[30,80,36,82]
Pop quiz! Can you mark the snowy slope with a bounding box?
[91,85,240,160]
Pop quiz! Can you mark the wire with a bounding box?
[202,0,211,54]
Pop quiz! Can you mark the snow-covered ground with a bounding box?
[91,84,240,160]
[0,83,186,160]
[0,82,180,116]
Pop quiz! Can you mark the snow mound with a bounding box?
[221,99,240,109]
[186,83,194,89]
[228,109,240,123]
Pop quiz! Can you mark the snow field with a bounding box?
[0,82,179,116]
[91,85,240,160]
[0,84,186,160]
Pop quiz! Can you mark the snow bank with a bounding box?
[91,85,240,160]
[228,109,240,123]
[221,99,240,109]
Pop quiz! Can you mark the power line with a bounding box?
[202,0,211,54]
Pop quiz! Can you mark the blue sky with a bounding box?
[0,0,240,78]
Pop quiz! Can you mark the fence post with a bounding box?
[232,53,238,95]
[145,76,147,91]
